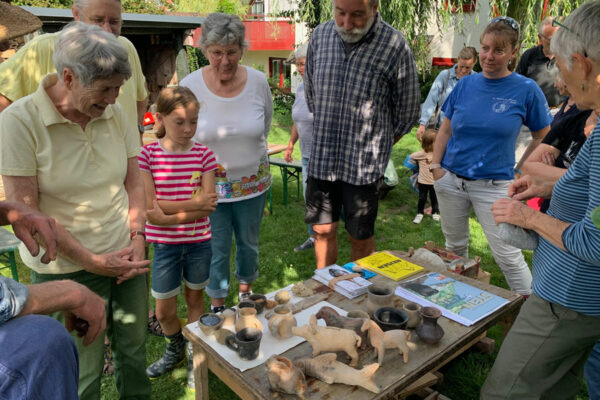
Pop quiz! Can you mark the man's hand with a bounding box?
[4,202,58,264]
[62,282,106,346]
[508,175,555,201]
[284,146,294,163]
[432,168,446,181]
[87,247,150,283]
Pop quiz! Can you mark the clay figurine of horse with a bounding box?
[360,318,411,365]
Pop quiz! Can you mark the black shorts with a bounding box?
[305,176,383,240]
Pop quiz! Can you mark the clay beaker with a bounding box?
[415,306,445,344]
[268,305,297,339]
[366,284,395,317]
[197,313,224,336]
[221,308,236,331]
[403,302,421,329]
[236,307,263,333]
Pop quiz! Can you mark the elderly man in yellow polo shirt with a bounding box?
[0,22,150,400]
[0,0,147,139]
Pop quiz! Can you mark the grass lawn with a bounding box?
[2,110,590,399]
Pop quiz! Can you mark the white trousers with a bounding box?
[433,170,532,295]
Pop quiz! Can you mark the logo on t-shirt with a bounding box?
[492,97,516,114]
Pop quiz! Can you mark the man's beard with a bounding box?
[335,14,375,43]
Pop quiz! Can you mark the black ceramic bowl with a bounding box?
[373,307,409,331]
[248,294,267,314]
[238,301,257,310]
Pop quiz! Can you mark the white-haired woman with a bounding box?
[180,13,273,313]
[283,43,315,252]
[0,22,151,399]
[482,2,600,398]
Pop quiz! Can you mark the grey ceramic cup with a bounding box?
[225,327,262,360]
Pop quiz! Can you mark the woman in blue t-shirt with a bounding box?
[430,16,552,296]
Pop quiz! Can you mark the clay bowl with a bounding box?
[373,307,408,331]
[248,294,267,314]
[238,301,257,311]
[197,313,224,336]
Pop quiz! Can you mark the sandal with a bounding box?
[103,343,114,376]
[147,312,164,337]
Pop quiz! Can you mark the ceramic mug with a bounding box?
[225,327,262,360]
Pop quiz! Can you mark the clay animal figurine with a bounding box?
[265,355,307,399]
[315,306,369,350]
[294,353,380,394]
[361,318,411,365]
[291,314,361,367]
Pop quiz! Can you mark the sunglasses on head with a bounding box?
[491,16,520,35]
[551,18,588,58]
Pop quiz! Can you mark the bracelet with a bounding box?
[130,230,146,240]
[514,168,522,175]
[429,163,442,171]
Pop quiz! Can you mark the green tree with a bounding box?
[13,0,166,14]
[173,0,248,15]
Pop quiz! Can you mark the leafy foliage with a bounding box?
[270,84,295,114]
[14,0,166,13]
[172,0,248,15]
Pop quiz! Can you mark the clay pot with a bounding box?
[268,305,297,339]
[366,284,395,318]
[197,313,224,336]
[373,307,408,331]
[403,302,421,329]
[249,294,267,314]
[236,307,263,333]
[221,308,236,331]
[415,306,445,344]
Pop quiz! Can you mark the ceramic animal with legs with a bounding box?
[315,306,369,350]
[265,355,307,399]
[360,318,411,365]
[291,314,361,367]
[294,353,380,394]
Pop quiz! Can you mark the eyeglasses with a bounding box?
[208,49,240,60]
[551,18,588,57]
[491,16,520,35]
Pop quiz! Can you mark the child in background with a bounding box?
[138,87,218,387]
[410,129,440,224]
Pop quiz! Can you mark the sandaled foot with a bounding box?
[103,343,114,376]
[147,313,164,337]
[294,237,315,252]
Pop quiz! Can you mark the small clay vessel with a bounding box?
[268,305,297,339]
[266,355,307,398]
[214,328,233,345]
[275,290,291,304]
[415,306,445,344]
[197,313,224,336]
[403,302,421,329]
[236,307,263,333]
[249,294,267,314]
[221,308,236,331]
[366,284,395,318]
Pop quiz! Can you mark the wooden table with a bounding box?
[183,263,522,400]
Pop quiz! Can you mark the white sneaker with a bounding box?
[432,213,440,221]
[413,214,424,224]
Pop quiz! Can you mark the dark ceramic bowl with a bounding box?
[238,301,257,310]
[373,307,408,331]
[248,294,267,314]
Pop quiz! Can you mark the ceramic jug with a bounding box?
[415,306,445,344]
[268,305,297,339]
[236,307,263,333]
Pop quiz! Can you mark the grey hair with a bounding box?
[550,0,600,69]
[53,22,131,87]
[73,0,121,12]
[331,0,379,8]
[294,43,308,61]
[198,13,248,50]
[538,16,554,35]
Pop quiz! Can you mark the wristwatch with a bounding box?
[130,230,146,240]
[429,163,442,171]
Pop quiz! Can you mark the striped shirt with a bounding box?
[304,14,420,185]
[138,141,218,244]
[532,119,600,316]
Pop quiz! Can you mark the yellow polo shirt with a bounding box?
[0,74,140,274]
[0,32,147,132]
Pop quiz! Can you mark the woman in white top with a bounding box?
[180,13,273,312]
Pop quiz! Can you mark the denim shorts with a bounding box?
[151,240,211,299]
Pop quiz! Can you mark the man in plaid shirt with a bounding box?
[304,0,420,268]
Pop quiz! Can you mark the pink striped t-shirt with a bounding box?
[139,141,218,244]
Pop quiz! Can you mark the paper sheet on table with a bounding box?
[185,284,347,372]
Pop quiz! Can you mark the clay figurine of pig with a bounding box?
[265,355,307,399]
[291,314,361,367]
[315,306,369,350]
[294,353,380,393]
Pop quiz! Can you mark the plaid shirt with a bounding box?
[305,15,420,185]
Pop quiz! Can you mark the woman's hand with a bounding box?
[508,175,555,201]
[491,198,537,229]
[284,145,294,163]
[432,168,446,181]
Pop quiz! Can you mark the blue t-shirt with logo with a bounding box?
[441,73,552,180]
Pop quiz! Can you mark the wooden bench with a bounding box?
[0,227,21,281]
[268,157,303,211]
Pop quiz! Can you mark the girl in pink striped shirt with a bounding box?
[138,87,218,382]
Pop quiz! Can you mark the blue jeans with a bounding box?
[206,193,266,299]
[151,240,211,299]
[302,157,315,236]
[586,341,600,400]
[0,315,79,400]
